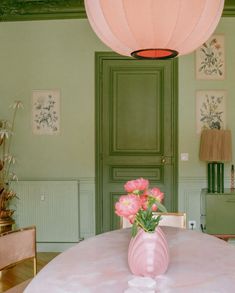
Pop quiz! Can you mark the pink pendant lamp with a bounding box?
[85,0,224,59]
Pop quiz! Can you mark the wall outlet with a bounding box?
[180,153,189,161]
[188,220,196,230]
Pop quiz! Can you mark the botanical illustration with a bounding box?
[196,90,226,134]
[32,90,60,135]
[196,35,225,80]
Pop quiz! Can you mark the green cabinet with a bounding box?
[201,189,235,234]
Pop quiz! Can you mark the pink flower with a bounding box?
[148,187,164,202]
[115,194,141,218]
[124,178,149,193]
[115,178,166,236]
[128,214,136,224]
[140,194,148,210]
[151,203,158,211]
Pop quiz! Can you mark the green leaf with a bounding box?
[131,222,138,237]
[155,201,167,212]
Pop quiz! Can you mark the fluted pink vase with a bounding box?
[128,227,169,277]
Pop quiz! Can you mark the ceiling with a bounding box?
[0,0,234,22]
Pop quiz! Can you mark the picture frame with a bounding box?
[196,90,226,134]
[195,34,225,80]
[32,89,60,135]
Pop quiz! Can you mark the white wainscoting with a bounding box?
[11,177,232,251]
[79,177,96,240]
[11,178,96,252]
[178,177,207,231]
[12,180,80,251]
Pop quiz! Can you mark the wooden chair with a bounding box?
[0,226,37,293]
[122,212,186,229]
[153,212,186,229]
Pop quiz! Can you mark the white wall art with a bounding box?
[196,34,225,80]
[196,90,226,134]
[32,89,60,135]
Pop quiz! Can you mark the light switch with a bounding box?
[41,195,45,201]
[180,153,189,161]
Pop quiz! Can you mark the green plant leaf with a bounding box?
[155,201,167,213]
[131,222,138,237]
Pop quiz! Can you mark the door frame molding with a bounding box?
[95,52,178,234]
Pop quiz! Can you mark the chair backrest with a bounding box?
[121,212,186,229]
[0,226,37,276]
[153,212,187,229]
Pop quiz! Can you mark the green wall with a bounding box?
[0,17,235,238]
[0,19,107,179]
[179,17,235,180]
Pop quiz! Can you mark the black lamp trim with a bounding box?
[131,48,178,60]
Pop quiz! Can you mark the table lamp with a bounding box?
[199,129,232,193]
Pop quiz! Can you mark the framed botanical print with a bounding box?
[196,90,226,134]
[32,89,60,135]
[195,34,225,80]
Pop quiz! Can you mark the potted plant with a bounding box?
[0,100,23,233]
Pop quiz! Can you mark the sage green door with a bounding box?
[96,52,178,234]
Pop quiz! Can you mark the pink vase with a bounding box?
[128,227,169,277]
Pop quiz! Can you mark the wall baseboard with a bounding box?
[37,242,79,252]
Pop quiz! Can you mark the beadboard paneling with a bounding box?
[12,181,79,242]
[79,178,95,239]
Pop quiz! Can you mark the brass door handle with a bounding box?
[161,157,166,164]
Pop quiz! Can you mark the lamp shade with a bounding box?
[199,129,232,162]
[85,0,225,59]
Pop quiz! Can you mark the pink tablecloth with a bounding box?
[24,227,235,292]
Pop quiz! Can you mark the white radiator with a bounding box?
[11,181,79,243]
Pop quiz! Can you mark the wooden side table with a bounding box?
[201,188,235,239]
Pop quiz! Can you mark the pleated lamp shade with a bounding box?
[199,129,232,162]
[85,0,225,59]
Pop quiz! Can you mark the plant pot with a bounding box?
[128,227,169,277]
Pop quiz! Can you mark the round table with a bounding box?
[24,227,235,292]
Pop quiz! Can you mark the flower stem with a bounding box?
[5,105,19,183]
[135,216,148,232]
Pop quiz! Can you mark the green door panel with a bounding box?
[95,52,178,234]
[112,70,161,152]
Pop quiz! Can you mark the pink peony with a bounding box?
[149,187,164,202]
[128,214,136,224]
[124,178,149,193]
[151,203,158,211]
[140,194,148,210]
[115,178,166,236]
[115,194,141,218]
